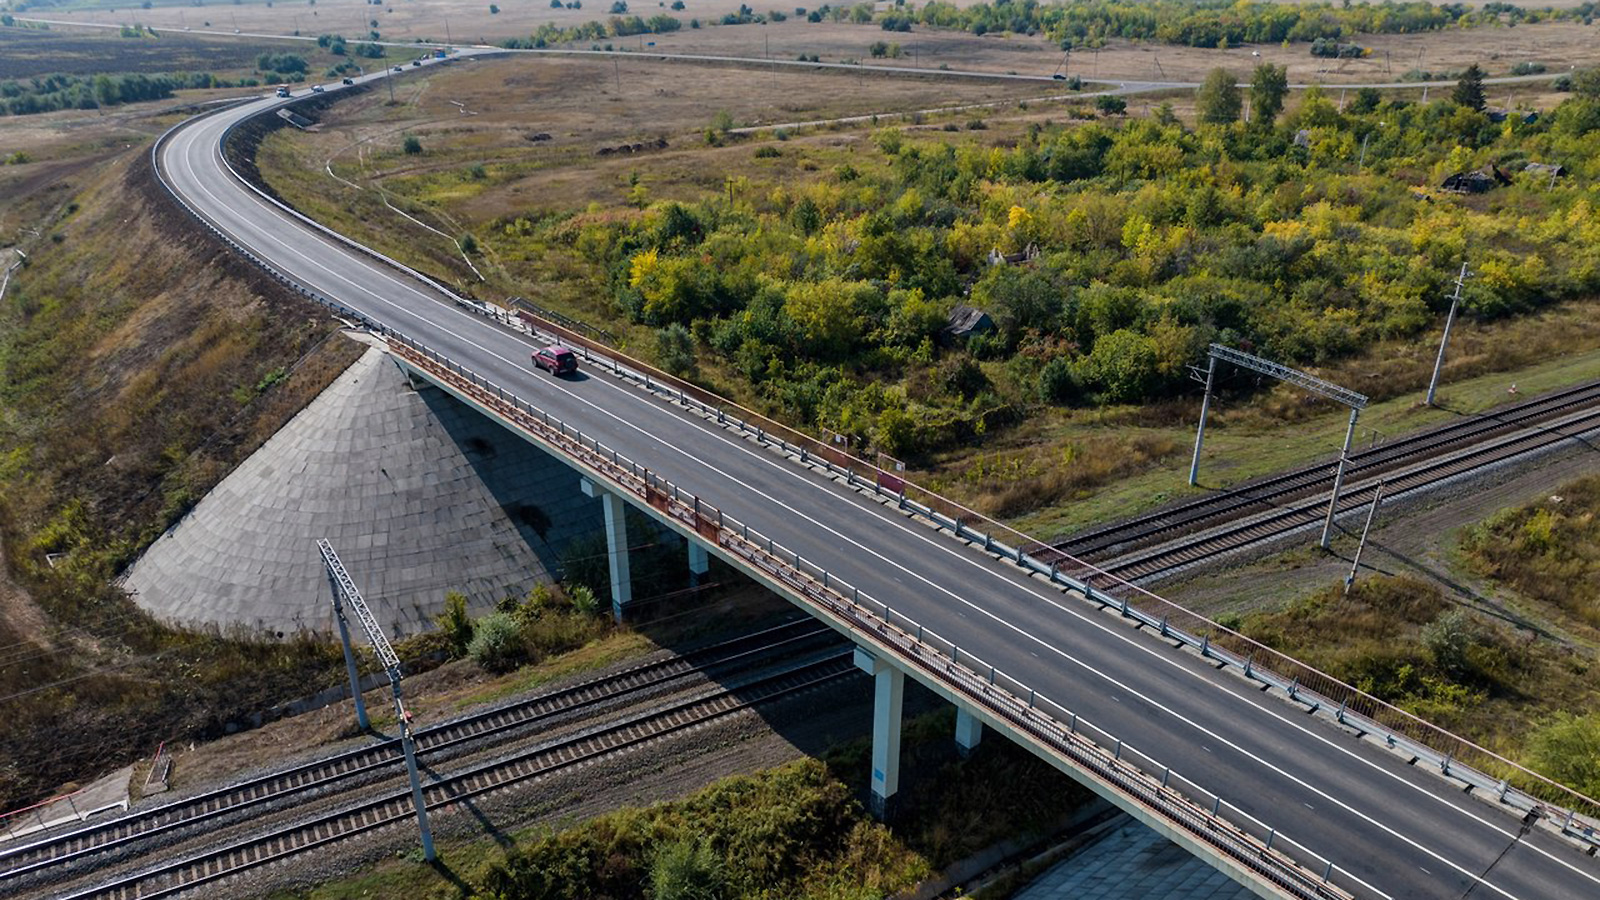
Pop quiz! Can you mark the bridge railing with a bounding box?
[152,106,1598,844]
[490,306,1600,841]
[387,336,1355,900]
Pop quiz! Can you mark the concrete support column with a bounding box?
[853,647,903,819]
[581,478,632,621]
[688,539,709,587]
[955,706,983,757]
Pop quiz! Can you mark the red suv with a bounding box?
[533,345,579,375]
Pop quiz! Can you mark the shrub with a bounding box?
[436,591,473,658]
[651,838,726,900]
[656,322,697,375]
[467,612,525,672]
[753,146,781,158]
[1037,356,1078,404]
[402,134,422,154]
[1526,713,1600,798]
[568,583,601,616]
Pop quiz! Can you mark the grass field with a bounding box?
[15,2,1600,85]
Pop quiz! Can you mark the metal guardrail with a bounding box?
[148,97,1600,853]
[388,337,1354,900]
[493,305,1600,847]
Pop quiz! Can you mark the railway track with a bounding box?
[59,652,856,900]
[1050,379,1600,565]
[1067,402,1600,584]
[0,619,833,888]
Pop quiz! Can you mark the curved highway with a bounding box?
[154,64,1600,900]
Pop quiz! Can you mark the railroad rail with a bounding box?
[1079,404,1600,584]
[58,653,856,900]
[1,619,832,887]
[1053,379,1600,563]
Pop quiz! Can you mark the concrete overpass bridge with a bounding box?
[151,68,1600,900]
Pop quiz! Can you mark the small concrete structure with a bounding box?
[955,706,984,757]
[124,346,602,636]
[853,646,903,819]
[687,539,710,586]
[2,766,131,843]
[581,477,633,621]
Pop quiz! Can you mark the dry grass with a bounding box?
[931,432,1182,519]
[1463,474,1600,631]
[1227,575,1600,760]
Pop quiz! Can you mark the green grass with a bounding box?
[1004,337,1600,538]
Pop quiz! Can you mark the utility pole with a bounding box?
[1425,262,1471,407]
[1320,407,1361,549]
[1344,482,1386,594]
[1188,356,1218,486]
[613,56,621,92]
[319,539,435,862]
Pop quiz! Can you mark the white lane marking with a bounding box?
[168,117,1597,896]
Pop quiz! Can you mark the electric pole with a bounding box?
[1344,482,1385,594]
[319,539,435,862]
[1425,262,1471,407]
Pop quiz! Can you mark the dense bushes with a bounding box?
[911,0,1594,49]
[476,759,917,900]
[511,87,1600,462]
[0,71,252,116]
[439,583,612,673]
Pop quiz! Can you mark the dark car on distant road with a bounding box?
[342,77,355,85]
[533,345,579,375]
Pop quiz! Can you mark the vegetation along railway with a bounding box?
[1041,379,1600,585]
[0,619,842,895]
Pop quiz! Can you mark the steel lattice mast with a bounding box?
[318,539,436,862]
[1189,344,1369,549]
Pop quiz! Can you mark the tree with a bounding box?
[1038,356,1079,404]
[1095,94,1127,115]
[1249,63,1288,124]
[1570,67,1600,99]
[1453,63,1486,112]
[656,323,697,375]
[1196,68,1241,125]
[1350,86,1382,114]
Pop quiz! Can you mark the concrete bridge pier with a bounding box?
[955,706,984,758]
[687,539,709,587]
[581,478,632,622]
[853,647,903,820]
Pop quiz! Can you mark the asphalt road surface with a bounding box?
[154,66,1600,900]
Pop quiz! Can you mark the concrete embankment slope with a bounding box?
[124,343,601,636]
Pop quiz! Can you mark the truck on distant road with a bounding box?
[275,86,291,98]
